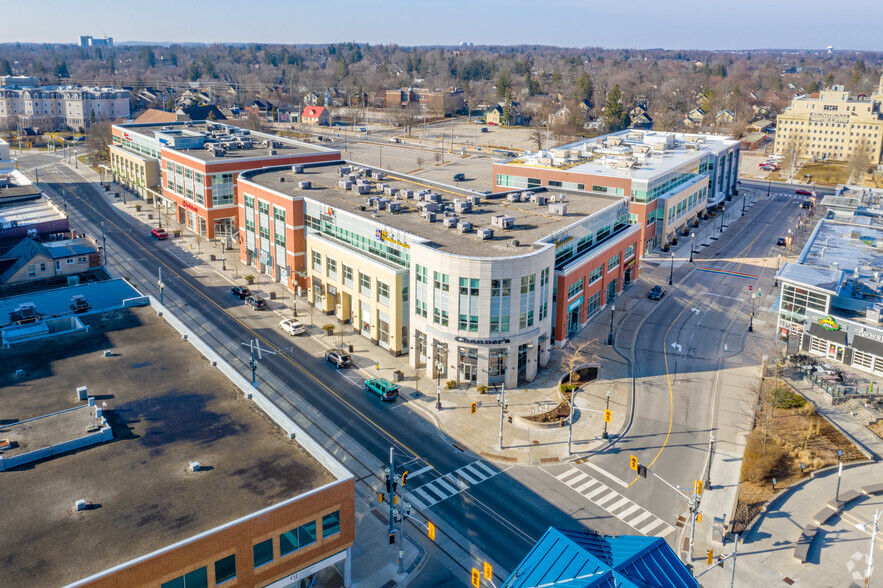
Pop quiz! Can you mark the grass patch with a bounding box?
[799,162,851,186]
[869,420,883,439]
[732,378,864,533]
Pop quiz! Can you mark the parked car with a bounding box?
[388,137,400,143]
[365,378,399,401]
[325,348,352,369]
[452,173,466,182]
[231,286,252,299]
[801,200,813,209]
[480,127,489,133]
[777,237,787,246]
[358,127,367,132]
[279,319,305,335]
[795,188,813,196]
[70,295,92,313]
[648,285,666,300]
[150,227,169,240]
[244,295,267,310]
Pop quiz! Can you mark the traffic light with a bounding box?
[706,549,714,565]
[604,409,612,423]
[483,562,493,581]
[427,521,436,541]
[471,402,477,415]
[629,455,638,471]
[379,492,385,503]
[695,480,704,495]
[697,513,702,523]
[393,495,398,505]
[402,470,409,486]
[389,532,396,545]
[471,568,480,587]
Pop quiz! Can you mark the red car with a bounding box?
[151,227,169,240]
[795,188,812,196]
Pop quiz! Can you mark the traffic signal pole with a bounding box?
[388,447,395,538]
[644,466,701,563]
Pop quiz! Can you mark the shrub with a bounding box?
[773,389,807,409]
[446,380,457,390]
[561,383,575,394]
[740,430,788,484]
[321,324,335,335]
[477,384,488,393]
[243,274,255,282]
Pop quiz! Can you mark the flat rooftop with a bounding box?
[246,162,622,257]
[0,306,336,588]
[499,130,739,182]
[0,195,64,227]
[122,121,334,163]
[800,219,883,275]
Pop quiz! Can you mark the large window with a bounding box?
[343,264,354,288]
[327,257,338,280]
[567,278,584,299]
[780,283,828,322]
[312,250,322,271]
[161,567,208,588]
[253,539,273,568]
[323,511,341,537]
[377,280,390,306]
[280,520,317,556]
[608,254,620,272]
[589,266,602,284]
[214,555,236,584]
[360,272,371,296]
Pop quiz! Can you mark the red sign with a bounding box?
[182,201,198,212]
[748,285,753,291]
[123,132,130,140]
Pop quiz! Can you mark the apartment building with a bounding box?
[493,130,740,255]
[774,80,883,164]
[79,35,113,47]
[238,162,641,388]
[384,87,465,115]
[111,121,339,240]
[0,85,130,130]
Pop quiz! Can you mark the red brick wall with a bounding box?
[80,479,354,588]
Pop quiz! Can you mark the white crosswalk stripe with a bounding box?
[405,461,501,510]
[552,466,674,537]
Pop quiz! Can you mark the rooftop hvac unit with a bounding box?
[478,228,494,240]
[339,166,351,175]
[443,216,459,228]
[367,196,379,207]
[426,192,440,202]
[268,148,277,155]
[507,193,520,202]
[189,461,201,472]
[385,187,398,196]
[348,174,357,183]
[298,181,311,190]
[467,194,481,205]
[549,203,568,216]
[491,214,515,229]
[77,386,89,401]
[378,183,389,192]
[511,240,520,247]
[356,184,370,194]
[373,171,385,180]
[75,499,88,511]
[457,221,473,233]
[401,190,414,199]
[423,211,436,222]
[418,201,439,212]
[389,201,402,213]
[455,201,472,214]
[536,195,547,206]
[339,180,352,190]
[376,198,390,210]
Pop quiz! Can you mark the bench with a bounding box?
[862,483,883,496]
[829,489,863,510]
[794,524,818,563]
[813,506,838,526]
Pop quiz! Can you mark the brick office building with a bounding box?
[111,121,339,242]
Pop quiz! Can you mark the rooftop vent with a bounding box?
[268,148,277,156]
[189,461,201,473]
[299,181,311,190]
[279,176,285,182]
[77,386,89,401]
[75,499,88,511]
[511,240,520,247]
[292,164,304,173]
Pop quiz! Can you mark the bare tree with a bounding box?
[530,125,544,152]
[849,138,872,184]
[86,121,113,162]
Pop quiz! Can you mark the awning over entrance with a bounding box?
[852,334,883,357]
[808,321,847,345]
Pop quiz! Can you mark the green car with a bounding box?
[365,378,399,401]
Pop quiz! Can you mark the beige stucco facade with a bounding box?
[775,82,883,164]
[306,233,408,356]
[110,144,160,200]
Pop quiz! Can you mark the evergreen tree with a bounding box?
[573,72,594,106]
[496,70,512,101]
[0,59,11,76]
[603,84,629,132]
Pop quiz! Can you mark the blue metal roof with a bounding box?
[0,278,144,326]
[504,528,698,588]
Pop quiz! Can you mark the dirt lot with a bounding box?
[732,377,864,532]
[869,420,883,439]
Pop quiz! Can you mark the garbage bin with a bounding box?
[392,370,404,382]
[269,292,277,300]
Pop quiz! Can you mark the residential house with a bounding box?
[301,106,330,126]
[246,99,274,119]
[303,91,321,106]
[683,107,707,127]
[175,104,226,121]
[629,109,653,129]
[715,109,736,125]
[485,102,529,126]
[0,236,100,284]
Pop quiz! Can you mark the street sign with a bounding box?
[477,401,483,408]
[604,409,612,423]
[471,568,480,587]
[707,549,714,565]
[483,562,493,581]
[630,455,638,471]
[748,285,753,291]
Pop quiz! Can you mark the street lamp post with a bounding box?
[775,254,781,287]
[607,305,616,346]
[748,292,755,332]
[855,509,882,586]
[689,232,696,263]
[741,193,746,216]
[435,360,443,411]
[787,229,793,259]
[669,252,675,285]
[602,389,611,440]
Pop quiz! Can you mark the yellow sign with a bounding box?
[817,315,840,331]
[630,455,638,471]
[483,562,493,580]
[604,409,612,423]
[707,549,714,565]
[427,521,436,541]
[695,480,703,495]
[471,568,480,587]
[376,229,411,249]
[697,513,702,523]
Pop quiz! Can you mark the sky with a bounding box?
[4,0,883,51]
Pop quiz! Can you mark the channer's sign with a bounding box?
[817,315,840,331]
[455,336,511,345]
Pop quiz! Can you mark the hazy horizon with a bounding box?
[5,0,883,52]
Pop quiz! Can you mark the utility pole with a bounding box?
[387,447,395,539]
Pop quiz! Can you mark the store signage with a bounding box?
[553,236,573,248]
[375,229,410,249]
[455,336,511,345]
[817,315,840,331]
[182,201,198,212]
[857,328,883,343]
[568,296,583,312]
[327,285,338,296]
[259,249,272,265]
[320,207,335,224]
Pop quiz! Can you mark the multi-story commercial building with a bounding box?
[777,216,883,379]
[79,35,113,47]
[0,300,354,588]
[774,80,883,164]
[238,162,641,387]
[0,75,40,88]
[493,130,740,255]
[0,85,130,130]
[111,121,339,240]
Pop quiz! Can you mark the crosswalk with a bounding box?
[406,461,499,511]
[554,467,674,538]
